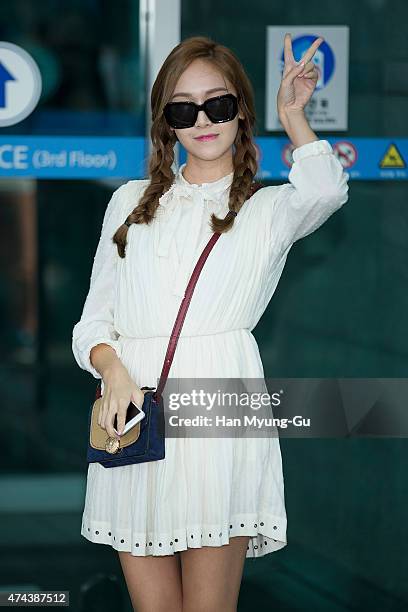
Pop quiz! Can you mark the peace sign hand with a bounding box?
[277,33,324,118]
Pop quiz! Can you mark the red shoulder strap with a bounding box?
[248,181,265,198]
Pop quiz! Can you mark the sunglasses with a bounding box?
[163,93,239,129]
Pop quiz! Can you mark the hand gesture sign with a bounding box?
[277,33,324,117]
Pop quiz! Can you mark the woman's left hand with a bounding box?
[277,33,324,117]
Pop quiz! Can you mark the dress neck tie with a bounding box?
[154,166,234,298]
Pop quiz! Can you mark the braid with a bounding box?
[209,120,259,234]
[112,130,177,258]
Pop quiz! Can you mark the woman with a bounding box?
[72,34,349,612]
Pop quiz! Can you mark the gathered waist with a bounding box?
[118,328,251,340]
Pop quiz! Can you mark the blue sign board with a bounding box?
[253,137,407,181]
[0,136,145,178]
[0,136,406,180]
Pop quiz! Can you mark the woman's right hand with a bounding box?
[97,361,146,438]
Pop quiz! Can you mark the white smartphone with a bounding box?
[113,400,145,436]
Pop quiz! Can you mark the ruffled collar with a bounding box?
[176,162,234,194]
[158,163,234,214]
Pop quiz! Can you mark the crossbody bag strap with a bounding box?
[152,180,264,401]
[153,230,220,400]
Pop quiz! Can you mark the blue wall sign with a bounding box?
[0,136,406,180]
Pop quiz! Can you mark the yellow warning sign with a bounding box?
[379,143,406,169]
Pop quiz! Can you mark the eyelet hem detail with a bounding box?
[81,512,287,558]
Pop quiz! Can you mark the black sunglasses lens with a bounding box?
[164,103,196,128]
[205,95,237,122]
[164,94,238,128]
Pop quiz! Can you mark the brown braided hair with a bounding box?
[113,35,260,259]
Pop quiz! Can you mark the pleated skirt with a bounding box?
[81,331,288,558]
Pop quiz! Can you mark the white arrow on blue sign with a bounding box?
[0,41,42,127]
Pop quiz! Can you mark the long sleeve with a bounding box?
[71,183,126,379]
[264,139,349,257]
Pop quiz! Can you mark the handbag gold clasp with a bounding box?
[105,436,120,454]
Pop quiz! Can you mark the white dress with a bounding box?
[72,139,349,558]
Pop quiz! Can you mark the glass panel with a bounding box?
[0,0,143,478]
[180,0,408,378]
[1,0,144,136]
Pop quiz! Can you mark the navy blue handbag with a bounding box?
[86,181,264,468]
[87,385,166,468]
